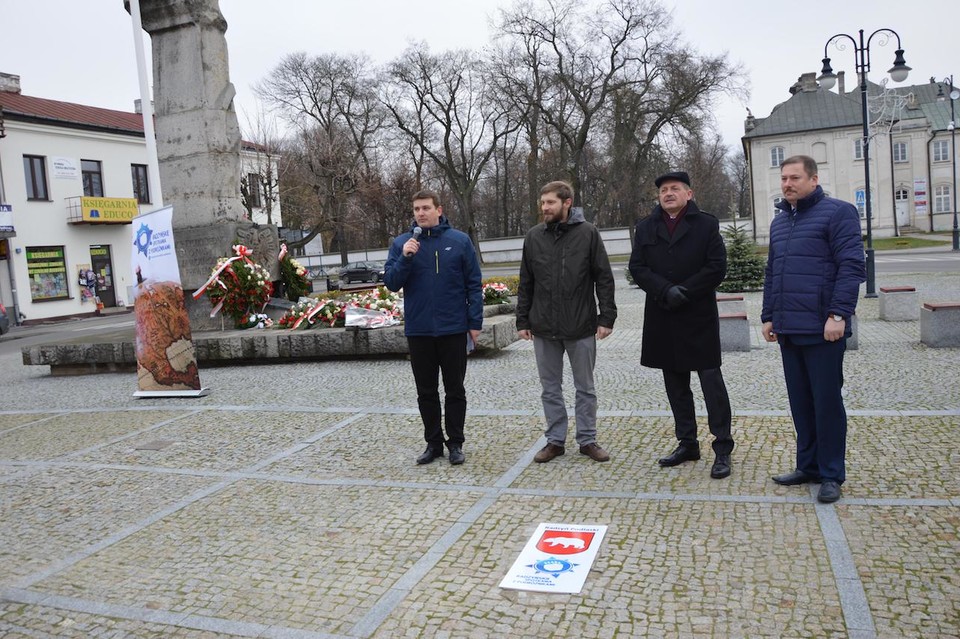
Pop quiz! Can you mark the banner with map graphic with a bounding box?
[130,206,208,397]
[499,522,607,594]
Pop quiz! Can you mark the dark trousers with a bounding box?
[779,337,847,483]
[662,368,734,455]
[407,334,468,449]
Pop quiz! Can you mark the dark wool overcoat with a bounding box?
[628,201,727,371]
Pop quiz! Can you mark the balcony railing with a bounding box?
[66,196,140,225]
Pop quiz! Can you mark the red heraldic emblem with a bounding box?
[535,529,595,555]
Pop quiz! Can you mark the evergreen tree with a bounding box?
[719,221,766,292]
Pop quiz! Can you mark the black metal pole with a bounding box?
[857,30,877,297]
[950,76,958,252]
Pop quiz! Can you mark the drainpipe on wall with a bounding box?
[889,131,899,237]
[927,131,937,232]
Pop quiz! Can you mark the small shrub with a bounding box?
[719,222,766,292]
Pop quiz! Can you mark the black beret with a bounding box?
[654,171,691,188]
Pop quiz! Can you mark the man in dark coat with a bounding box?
[628,171,734,479]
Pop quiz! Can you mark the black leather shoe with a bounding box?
[771,470,820,486]
[448,446,465,465]
[416,446,444,465]
[817,481,841,503]
[658,445,701,467]
[710,454,731,479]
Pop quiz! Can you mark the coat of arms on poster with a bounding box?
[499,523,607,594]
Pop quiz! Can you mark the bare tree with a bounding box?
[672,134,734,218]
[495,0,745,224]
[383,43,523,258]
[255,52,386,262]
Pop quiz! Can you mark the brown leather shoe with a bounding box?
[534,443,565,463]
[579,443,610,462]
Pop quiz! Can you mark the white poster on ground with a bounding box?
[499,522,607,594]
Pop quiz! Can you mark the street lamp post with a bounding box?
[818,29,911,298]
[936,75,959,251]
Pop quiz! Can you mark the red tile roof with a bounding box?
[0,90,145,135]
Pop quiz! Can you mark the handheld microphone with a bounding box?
[412,226,422,240]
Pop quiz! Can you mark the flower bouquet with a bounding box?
[277,286,403,330]
[192,244,274,328]
[483,281,510,305]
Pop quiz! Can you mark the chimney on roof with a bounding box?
[800,72,818,93]
[0,72,21,94]
[134,99,155,114]
[744,108,756,132]
[837,71,845,95]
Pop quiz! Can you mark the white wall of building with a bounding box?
[748,122,957,243]
[0,119,163,321]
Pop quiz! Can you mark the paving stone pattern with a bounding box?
[1,272,958,638]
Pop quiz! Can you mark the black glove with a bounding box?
[662,285,690,310]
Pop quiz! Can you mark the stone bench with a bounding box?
[716,294,746,315]
[719,312,750,352]
[879,286,918,321]
[920,303,960,348]
[22,306,519,375]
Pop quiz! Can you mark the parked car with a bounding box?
[339,261,385,284]
[0,302,10,336]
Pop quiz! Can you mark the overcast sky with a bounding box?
[1,0,957,151]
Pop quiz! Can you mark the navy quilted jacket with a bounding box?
[761,186,865,335]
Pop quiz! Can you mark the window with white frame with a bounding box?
[895,187,910,202]
[853,138,864,160]
[773,196,785,214]
[892,141,908,163]
[81,159,104,197]
[770,146,785,168]
[933,185,952,214]
[933,140,950,162]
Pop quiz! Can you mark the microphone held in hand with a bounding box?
[412,226,422,240]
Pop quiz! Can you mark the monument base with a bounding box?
[175,221,279,331]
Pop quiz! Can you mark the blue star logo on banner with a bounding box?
[134,223,153,257]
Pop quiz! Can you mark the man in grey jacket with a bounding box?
[516,180,618,463]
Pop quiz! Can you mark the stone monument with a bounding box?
[125,0,278,329]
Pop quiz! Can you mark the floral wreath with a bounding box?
[192,244,273,327]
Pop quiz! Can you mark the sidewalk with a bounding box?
[1,273,958,638]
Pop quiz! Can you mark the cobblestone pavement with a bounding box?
[1,272,958,638]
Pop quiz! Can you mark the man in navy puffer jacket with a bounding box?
[761,155,865,504]
[385,190,483,466]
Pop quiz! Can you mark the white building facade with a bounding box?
[0,73,280,323]
[744,72,957,244]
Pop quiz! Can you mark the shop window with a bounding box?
[26,245,69,301]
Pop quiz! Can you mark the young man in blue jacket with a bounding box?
[762,155,865,503]
[384,190,483,466]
